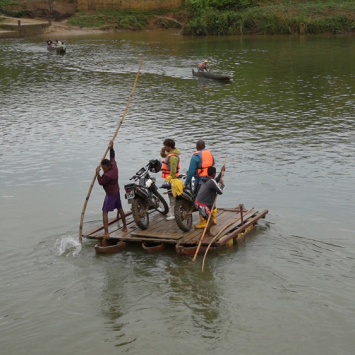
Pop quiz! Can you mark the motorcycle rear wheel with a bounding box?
[154,192,169,215]
[174,199,193,232]
[132,198,149,230]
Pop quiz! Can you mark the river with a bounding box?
[0,30,354,354]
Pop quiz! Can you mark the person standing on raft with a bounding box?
[184,140,217,229]
[195,166,225,237]
[160,138,181,221]
[96,142,127,239]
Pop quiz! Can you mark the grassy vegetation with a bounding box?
[0,0,12,8]
[67,9,181,30]
[2,0,355,35]
[183,1,355,35]
[0,0,32,17]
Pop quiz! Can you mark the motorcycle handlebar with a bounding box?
[129,164,152,181]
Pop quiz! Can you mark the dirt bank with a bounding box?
[46,19,112,36]
[0,15,180,37]
[0,16,120,37]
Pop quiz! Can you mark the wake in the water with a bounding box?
[55,236,82,257]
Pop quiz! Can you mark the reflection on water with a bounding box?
[100,251,225,350]
[1,32,355,355]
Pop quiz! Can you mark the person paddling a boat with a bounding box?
[195,166,225,237]
[197,60,209,72]
[55,39,62,46]
[96,141,127,242]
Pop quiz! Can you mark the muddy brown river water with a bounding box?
[1,30,355,354]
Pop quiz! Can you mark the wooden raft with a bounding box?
[83,206,268,256]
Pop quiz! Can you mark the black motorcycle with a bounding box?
[174,186,197,232]
[161,175,198,232]
[124,160,169,230]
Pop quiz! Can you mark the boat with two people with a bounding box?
[47,39,66,54]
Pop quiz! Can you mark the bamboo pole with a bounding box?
[192,157,227,262]
[201,207,254,272]
[79,56,144,242]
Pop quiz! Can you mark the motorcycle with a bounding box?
[124,159,169,230]
[161,176,198,232]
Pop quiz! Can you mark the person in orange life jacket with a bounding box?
[96,141,127,245]
[160,138,181,221]
[185,140,214,191]
[195,165,225,237]
[184,140,217,228]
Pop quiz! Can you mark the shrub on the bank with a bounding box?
[184,9,252,35]
[183,2,355,35]
[186,0,256,12]
[118,15,146,30]
[68,10,148,30]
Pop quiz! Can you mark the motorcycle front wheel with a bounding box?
[174,199,193,232]
[132,198,149,230]
[154,192,169,215]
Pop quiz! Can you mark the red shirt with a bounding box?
[97,149,119,196]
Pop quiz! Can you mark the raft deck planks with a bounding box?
[83,206,268,254]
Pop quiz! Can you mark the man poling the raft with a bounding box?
[96,141,127,244]
[78,56,144,243]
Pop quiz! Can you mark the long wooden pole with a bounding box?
[79,56,144,242]
[192,157,227,262]
[201,207,254,272]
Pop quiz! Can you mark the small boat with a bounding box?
[47,45,66,54]
[192,69,231,81]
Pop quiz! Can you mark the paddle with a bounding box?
[79,56,144,243]
[192,157,227,262]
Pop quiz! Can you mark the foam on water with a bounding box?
[55,235,82,257]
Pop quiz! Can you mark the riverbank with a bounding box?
[2,1,355,36]
[0,16,113,37]
[65,1,355,35]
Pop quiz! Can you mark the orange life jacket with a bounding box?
[161,153,181,178]
[193,149,214,177]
